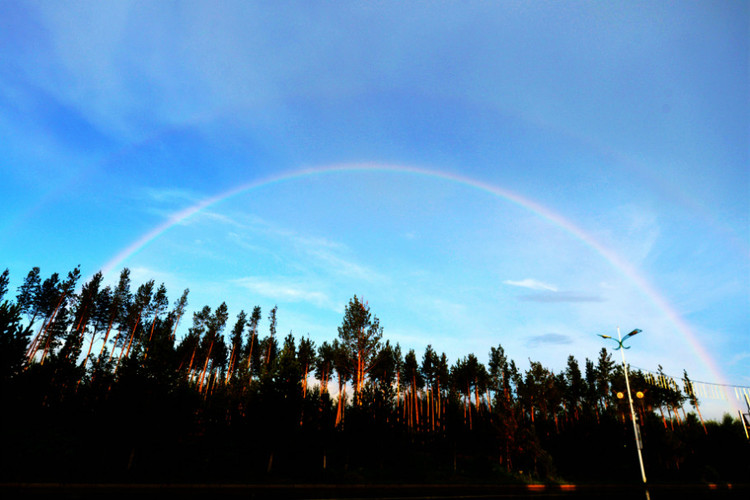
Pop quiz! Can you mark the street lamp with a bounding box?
[599,328,647,484]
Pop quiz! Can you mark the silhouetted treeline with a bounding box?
[0,266,748,484]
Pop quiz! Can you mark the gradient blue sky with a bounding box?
[1,1,747,417]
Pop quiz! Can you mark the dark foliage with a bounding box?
[1,266,748,485]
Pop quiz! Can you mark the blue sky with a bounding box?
[1,1,747,417]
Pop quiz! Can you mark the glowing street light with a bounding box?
[599,328,647,484]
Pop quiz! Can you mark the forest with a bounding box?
[0,265,748,486]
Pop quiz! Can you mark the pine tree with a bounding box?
[245,306,261,376]
[102,269,132,361]
[26,271,60,360]
[564,355,584,421]
[146,283,169,344]
[370,340,399,393]
[169,288,189,340]
[315,341,335,395]
[197,303,229,393]
[332,339,351,426]
[595,347,615,411]
[74,271,103,368]
[403,349,423,430]
[117,279,154,366]
[683,369,707,434]
[434,351,449,430]
[15,267,41,324]
[38,266,81,364]
[0,268,9,302]
[297,336,316,397]
[0,301,32,384]
[226,310,247,381]
[583,358,599,420]
[178,305,210,377]
[265,305,277,366]
[337,295,383,397]
[421,345,438,430]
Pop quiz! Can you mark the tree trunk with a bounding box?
[143,319,159,360]
[118,313,142,367]
[29,292,67,362]
[246,332,256,375]
[226,344,237,383]
[81,328,98,370]
[302,363,309,397]
[413,376,420,430]
[170,311,184,341]
[335,376,345,427]
[108,328,123,363]
[198,340,214,393]
[98,314,117,360]
[695,403,708,434]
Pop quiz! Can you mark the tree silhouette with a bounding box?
[0,301,32,385]
[2,264,747,485]
[337,295,382,398]
[0,268,9,302]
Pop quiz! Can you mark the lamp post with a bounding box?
[599,327,647,484]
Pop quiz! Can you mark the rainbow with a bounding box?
[99,162,734,403]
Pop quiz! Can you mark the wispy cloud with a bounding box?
[306,247,386,283]
[229,212,385,283]
[151,200,387,290]
[504,278,558,291]
[527,333,573,347]
[142,187,201,204]
[232,276,333,310]
[504,278,604,303]
[519,291,605,303]
[728,351,750,367]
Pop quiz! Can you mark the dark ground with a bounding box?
[0,482,746,500]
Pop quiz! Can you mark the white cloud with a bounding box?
[519,291,605,303]
[527,333,574,347]
[593,204,661,267]
[728,351,750,368]
[233,276,332,310]
[222,210,386,284]
[503,278,558,292]
[142,187,200,204]
[306,247,387,283]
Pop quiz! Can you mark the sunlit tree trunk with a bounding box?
[413,376,420,430]
[694,403,707,434]
[98,314,117,360]
[438,389,443,431]
[302,362,309,397]
[671,404,682,427]
[335,374,346,427]
[197,339,214,393]
[28,291,67,363]
[143,318,159,361]
[396,371,401,421]
[185,345,198,380]
[246,331,256,375]
[117,312,142,367]
[428,388,434,432]
[81,328,98,370]
[474,381,481,413]
[108,327,124,363]
[226,344,238,383]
